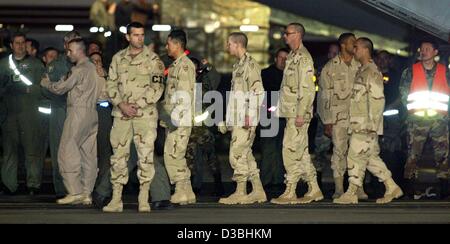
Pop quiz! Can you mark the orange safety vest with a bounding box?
[408,62,449,115]
[411,62,449,93]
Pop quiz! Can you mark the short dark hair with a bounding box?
[68,38,87,54]
[43,47,59,55]
[127,22,144,35]
[168,29,187,50]
[276,47,290,56]
[26,38,40,52]
[287,23,305,39]
[420,38,439,50]
[10,32,26,43]
[357,37,374,56]
[88,40,103,51]
[338,33,355,45]
[228,32,248,48]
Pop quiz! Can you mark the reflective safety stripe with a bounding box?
[99,102,110,108]
[383,109,399,116]
[194,110,209,123]
[414,110,438,117]
[268,106,277,112]
[38,107,51,114]
[8,55,32,86]
[407,90,449,114]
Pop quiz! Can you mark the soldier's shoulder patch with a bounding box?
[183,64,189,72]
[158,61,164,71]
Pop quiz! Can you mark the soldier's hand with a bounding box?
[40,75,50,88]
[324,124,333,138]
[218,121,228,134]
[119,102,138,118]
[295,116,305,127]
[244,116,251,129]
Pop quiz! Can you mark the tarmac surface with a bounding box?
[1,195,449,224]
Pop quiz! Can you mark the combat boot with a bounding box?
[332,176,344,199]
[82,194,92,205]
[376,178,403,204]
[57,194,84,205]
[186,180,197,204]
[270,183,298,205]
[242,177,267,204]
[103,184,123,212]
[357,187,369,200]
[334,183,358,204]
[138,182,151,212]
[297,179,324,204]
[171,180,196,205]
[219,181,248,205]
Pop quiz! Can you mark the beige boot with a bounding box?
[357,187,369,200]
[103,184,123,213]
[376,178,403,204]
[82,194,92,205]
[332,177,344,199]
[270,183,298,205]
[297,179,324,204]
[219,181,248,205]
[186,180,196,204]
[57,194,84,205]
[138,182,151,212]
[170,180,196,205]
[242,177,267,204]
[334,183,358,204]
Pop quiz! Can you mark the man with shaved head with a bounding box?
[41,38,101,205]
[271,23,323,205]
[42,30,82,199]
[334,37,403,204]
[218,32,266,205]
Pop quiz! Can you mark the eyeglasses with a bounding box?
[283,31,299,36]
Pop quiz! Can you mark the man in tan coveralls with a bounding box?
[41,38,101,205]
[217,32,266,205]
[334,38,403,204]
[317,33,368,200]
[161,29,197,205]
[271,23,323,205]
[103,22,165,212]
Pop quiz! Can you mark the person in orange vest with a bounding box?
[399,39,450,199]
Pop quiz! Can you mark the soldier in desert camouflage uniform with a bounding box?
[334,38,403,205]
[161,30,197,205]
[271,23,323,205]
[103,22,165,213]
[217,32,266,205]
[317,33,368,200]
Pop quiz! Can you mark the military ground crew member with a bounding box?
[160,29,197,205]
[103,22,165,212]
[186,57,223,196]
[400,39,450,199]
[0,32,45,194]
[271,23,323,205]
[41,38,101,205]
[218,32,266,205]
[334,38,403,204]
[42,31,81,198]
[317,33,368,200]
